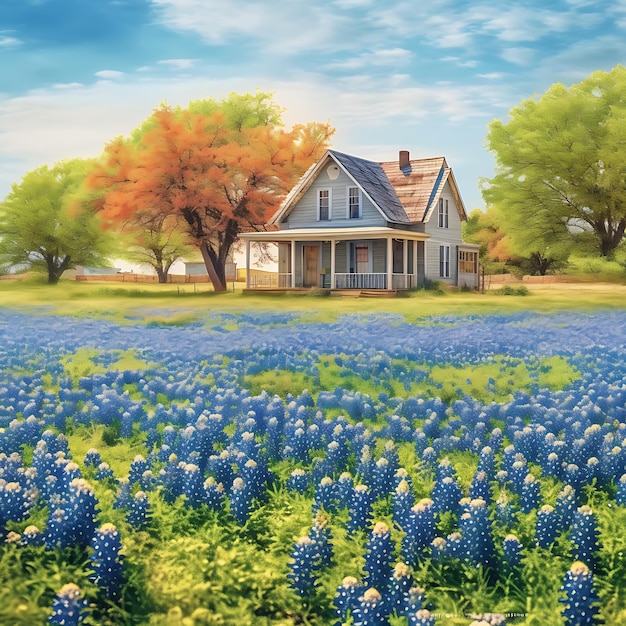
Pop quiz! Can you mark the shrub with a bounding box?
[493,285,530,296]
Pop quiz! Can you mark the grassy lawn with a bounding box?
[1,277,626,321]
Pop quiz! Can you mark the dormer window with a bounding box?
[318,189,330,221]
[438,198,449,228]
[348,186,361,219]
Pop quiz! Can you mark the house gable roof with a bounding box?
[330,150,410,224]
[269,149,467,225]
[379,156,467,223]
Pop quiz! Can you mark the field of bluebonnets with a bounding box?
[1,293,626,626]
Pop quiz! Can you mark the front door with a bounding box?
[355,245,369,273]
[303,245,319,287]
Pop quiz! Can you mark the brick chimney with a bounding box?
[399,150,410,170]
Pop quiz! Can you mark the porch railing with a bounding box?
[249,272,292,288]
[248,272,415,290]
[334,273,387,289]
[392,274,415,290]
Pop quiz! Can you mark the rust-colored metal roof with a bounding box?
[379,156,448,222]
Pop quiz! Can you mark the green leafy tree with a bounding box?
[118,213,194,283]
[0,159,113,284]
[483,64,626,258]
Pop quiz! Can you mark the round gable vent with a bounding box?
[327,164,340,180]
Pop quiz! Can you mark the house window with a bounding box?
[318,189,330,221]
[348,186,361,219]
[459,250,478,274]
[438,198,449,228]
[439,245,450,278]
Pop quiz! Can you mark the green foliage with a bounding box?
[493,285,530,296]
[0,159,114,284]
[416,279,446,294]
[244,369,318,398]
[60,348,156,386]
[243,354,580,406]
[566,255,626,281]
[118,215,196,284]
[484,64,626,259]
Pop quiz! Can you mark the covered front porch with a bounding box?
[240,227,430,292]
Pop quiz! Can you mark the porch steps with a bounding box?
[243,288,401,297]
[330,289,362,298]
[359,289,399,298]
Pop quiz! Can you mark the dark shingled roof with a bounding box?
[268,148,464,226]
[330,150,410,224]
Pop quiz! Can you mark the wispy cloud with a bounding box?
[500,47,535,66]
[326,48,412,70]
[157,59,196,70]
[53,82,84,89]
[95,70,125,80]
[0,34,22,47]
[483,6,602,42]
[149,0,359,55]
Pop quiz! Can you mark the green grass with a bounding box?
[60,348,158,385]
[243,354,581,406]
[1,277,626,323]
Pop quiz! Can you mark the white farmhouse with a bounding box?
[240,149,479,292]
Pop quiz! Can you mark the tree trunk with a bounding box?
[156,268,168,283]
[46,255,69,284]
[596,218,626,257]
[199,241,227,291]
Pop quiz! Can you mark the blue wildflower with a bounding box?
[364,522,394,592]
[126,491,151,529]
[352,587,389,626]
[346,484,374,534]
[229,477,252,524]
[49,583,88,625]
[536,505,559,549]
[287,536,318,597]
[334,576,364,623]
[571,506,598,568]
[89,523,124,600]
[502,534,523,570]
[559,561,599,626]
[204,477,225,510]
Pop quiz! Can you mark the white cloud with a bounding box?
[53,82,84,89]
[332,0,375,8]
[149,0,359,55]
[482,4,604,42]
[500,47,535,66]
[529,34,626,89]
[326,48,412,70]
[0,35,21,47]
[157,59,197,70]
[95,70,125,80]
[0,68,506,211]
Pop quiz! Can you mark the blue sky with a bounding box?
[1,0,625,212]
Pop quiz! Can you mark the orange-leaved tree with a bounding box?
[88,92,334,290]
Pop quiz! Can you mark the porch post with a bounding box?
[402,238,408,289]
[290,240,296,288]
[330,239,336,289]
[245,238,251,289]
[413,239,418,287]
[386,236,393,291]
